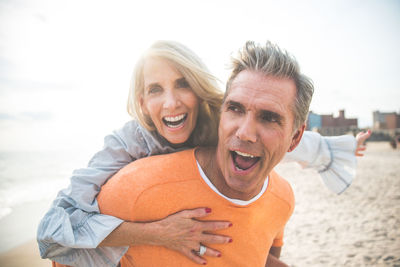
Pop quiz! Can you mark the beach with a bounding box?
[279,142,400,266]
[0,142,399,266]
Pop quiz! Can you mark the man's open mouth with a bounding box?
[162,114,187,128]
[231,150,260,171]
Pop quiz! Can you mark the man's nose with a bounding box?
[235,115,257,143]
[162,90,180,110]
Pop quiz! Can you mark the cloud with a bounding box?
[0,111,53,121]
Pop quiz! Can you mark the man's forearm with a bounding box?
[266,246,289,267]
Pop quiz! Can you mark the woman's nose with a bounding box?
[162,90,180,110]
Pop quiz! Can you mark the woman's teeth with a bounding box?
[163,114,187,128]
[164,114,185,122]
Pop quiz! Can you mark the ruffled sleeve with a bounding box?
[283,131,357,194]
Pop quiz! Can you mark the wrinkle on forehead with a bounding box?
[227,71,296,120]
[143,57,183,87]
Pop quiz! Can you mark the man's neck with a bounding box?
[195,147,265,201]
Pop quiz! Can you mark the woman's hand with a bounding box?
[100,207,232,265]
[355,130,371,156]
[151,208,232,265]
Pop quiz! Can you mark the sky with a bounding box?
[0,0,399,151]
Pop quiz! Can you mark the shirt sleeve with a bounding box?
[272,228,284,247]
[37,121,175,266]
[281,131,357,194]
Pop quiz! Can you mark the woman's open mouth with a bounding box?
[162,113,187,129]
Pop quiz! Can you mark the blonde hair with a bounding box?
[127,40,223,146]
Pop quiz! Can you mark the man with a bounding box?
[97,41,314,266]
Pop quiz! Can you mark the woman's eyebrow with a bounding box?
[145,82,160,89]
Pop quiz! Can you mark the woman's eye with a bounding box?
[148,86,162,94]
[176,78,190,88]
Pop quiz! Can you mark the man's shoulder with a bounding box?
[110,148,196,188]
[98,149,197,219]
[124,148,195,170]
[268,170,295,209]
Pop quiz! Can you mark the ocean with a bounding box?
[0,148,95,252]
[0,149,93,220]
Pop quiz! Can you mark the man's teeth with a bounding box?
[164,114,185,122]
[235,151,256,158]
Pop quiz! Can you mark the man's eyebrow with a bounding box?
[225,100,244,109]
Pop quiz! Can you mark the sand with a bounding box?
[0,142,399,266]
[0,240,51,267]
[278,142,400,266]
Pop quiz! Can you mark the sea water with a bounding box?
[0,149,95,252]
[0,149,93,220]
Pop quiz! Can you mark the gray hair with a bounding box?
[225,41,314,129]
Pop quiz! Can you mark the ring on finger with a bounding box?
[196,244,207,256]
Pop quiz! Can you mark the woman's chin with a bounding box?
[164,134,190,146]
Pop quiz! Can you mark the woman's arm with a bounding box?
[38,121,231,266]
[37,122,142,266]
[100,208,232,265]
[282,130,371,194]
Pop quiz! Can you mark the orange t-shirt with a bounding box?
[98,149,294,267]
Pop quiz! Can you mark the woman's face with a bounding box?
[141,57,200,145]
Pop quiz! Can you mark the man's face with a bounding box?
[216,70,304,200]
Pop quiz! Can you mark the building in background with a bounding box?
[373,111,400,130]
[372,111,400,143]
[307,109,358,136]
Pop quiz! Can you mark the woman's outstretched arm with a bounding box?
[282,130,371,194]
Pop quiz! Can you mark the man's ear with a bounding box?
[288,123,306,152]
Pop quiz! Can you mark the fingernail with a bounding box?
[229,238,233,243]
[203,262,207,265]
[217,253,221,257]
[205,208,212,213]
[228,223,233,227]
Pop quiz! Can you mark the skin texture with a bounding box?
[355,130,371,156]
[140,57,200,145]
[266,247,289,267]
[206,70,305,201]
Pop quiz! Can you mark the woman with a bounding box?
[38,40,370,266]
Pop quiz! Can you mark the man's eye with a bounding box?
[227,105,242,113]
[261,113,280,124]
